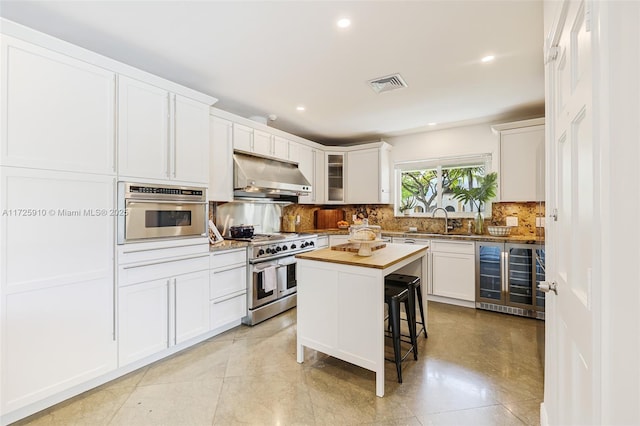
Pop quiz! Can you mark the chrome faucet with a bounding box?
[431,207,449,234]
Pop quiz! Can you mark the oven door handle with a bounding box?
[277,258,296,266]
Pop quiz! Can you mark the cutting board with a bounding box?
[331,242,387,252]
[314,209,344,229]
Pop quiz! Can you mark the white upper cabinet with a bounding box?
[232,124,291,162]
[494,119,545,202]
[272,135,290,160]
[253,129,273,157]
[118,76,209,184]
[209,116,234,201]
[297,144,316,205]
[173,95,210,184]
[118,76,169,180]
[345,142,391,204]
[233,123,253,152]
[0,36,116,174]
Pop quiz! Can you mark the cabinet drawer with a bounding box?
[210,265,247,299]
[210,248,246,269]
[210,291,247,330]
[431,240,475,254]
[119,255,209,287]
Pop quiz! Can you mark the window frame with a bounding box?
[394,153,494,218]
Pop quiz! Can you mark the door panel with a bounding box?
[546,0,596,422]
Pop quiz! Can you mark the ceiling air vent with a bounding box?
[367,73,408,94]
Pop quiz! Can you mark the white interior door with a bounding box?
[544,0,598,423]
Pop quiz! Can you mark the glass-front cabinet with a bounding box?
[325,152,345,203]
[476,241,545,317]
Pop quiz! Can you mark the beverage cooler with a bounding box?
[475,241,545,319]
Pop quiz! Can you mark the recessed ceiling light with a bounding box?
[296,105,306,111]
[337,18,351,28]
[428,122,437,126]
[481,55,495,63]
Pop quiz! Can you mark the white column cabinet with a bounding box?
[209,116,234,201]
[0,168,117,414]
[118,77,209,184]
[0,36,116,174]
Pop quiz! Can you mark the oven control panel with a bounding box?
[251,236,318,259]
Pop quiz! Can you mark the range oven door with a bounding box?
[277,257,297,298]
[251,262,279,309]
[121,200,206,243]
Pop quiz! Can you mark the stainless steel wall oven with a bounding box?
[117,182,207,244]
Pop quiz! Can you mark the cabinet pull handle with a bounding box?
[213,291,245,304]
[173,278,177,346]
[121,254,208,269]
[166,279,171,347]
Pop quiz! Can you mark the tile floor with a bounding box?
[15,302,544,425]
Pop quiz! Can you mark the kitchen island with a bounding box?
[295,243,429,397]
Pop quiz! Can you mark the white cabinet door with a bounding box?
[1,36,116,174]
[272,135,289,160]
[0,168,117,412]
[233,123,253,152]
[118,279,169,366]
[210,265,247,300]
[297,144,316,205]
[253,129,272,157]
[288,141,300,163]
[118,75,170,180]
[500,125,545,201]
[175,270,210,344]
[431,240,476,302]
[379,144,391,203]
[209,116,234,201]
[326,152,345,204]
[173,95,210,184]
[210,292,247,330]
[347,148,379,204]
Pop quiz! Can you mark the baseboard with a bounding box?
[540,401,549,426]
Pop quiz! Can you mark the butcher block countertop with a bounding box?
[295,243,428,269]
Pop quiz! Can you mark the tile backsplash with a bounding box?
[284,201,545,237]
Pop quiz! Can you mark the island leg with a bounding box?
[297,340,304,363]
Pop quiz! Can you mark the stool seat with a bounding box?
[385,274,427,339]
[384,283,417,383]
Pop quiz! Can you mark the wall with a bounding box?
[285,201,544,238]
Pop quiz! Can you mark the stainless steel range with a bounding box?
[233,233,318,325]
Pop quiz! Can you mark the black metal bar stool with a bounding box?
[384,284,417,383]
[385,274,427,340]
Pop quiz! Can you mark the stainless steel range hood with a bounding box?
[233,152,311,200]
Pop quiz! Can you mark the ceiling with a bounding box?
[0,0,545,145]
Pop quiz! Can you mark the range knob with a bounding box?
[301,242,308,248]
[275,246,282,252]
[266,248,272,254]
[258,249,265,256]
[290,244,297,249]
[282,245,288,251]
[309,241,315,246]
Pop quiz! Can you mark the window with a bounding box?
[395,154,492,217]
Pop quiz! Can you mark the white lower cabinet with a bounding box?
[118,256,209,366]
[329,234,350,246]
[430,240,475,302]
[209,249,247,330]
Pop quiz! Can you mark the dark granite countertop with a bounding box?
[209,240,248,252]
[304,229,544,245]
